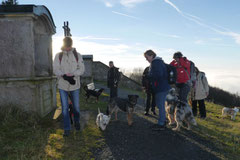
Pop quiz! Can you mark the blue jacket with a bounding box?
[149,57,171,93]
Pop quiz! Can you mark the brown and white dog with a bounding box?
[106,95,139,126]
[222,107,239,120]
[165,88,197,131]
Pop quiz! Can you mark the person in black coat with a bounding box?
[107,61,120,99]
[142,66,156,115]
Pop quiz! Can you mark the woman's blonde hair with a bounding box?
[63,36,73,48]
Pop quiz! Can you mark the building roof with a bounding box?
[0,5,56,33]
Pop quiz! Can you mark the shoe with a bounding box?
[63,130,70,137]
[75,122,81,131]
[151,124,166,131]
[152,111,157,115]
[144,112,149,116]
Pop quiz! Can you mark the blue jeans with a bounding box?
[155,91,168,126]
[59,89,80,131]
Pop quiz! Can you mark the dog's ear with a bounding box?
[135,95,139,98]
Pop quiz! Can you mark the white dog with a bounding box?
[222,107,239,120]
[96,108,110,131]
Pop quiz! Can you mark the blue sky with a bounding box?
[20,0,240,94]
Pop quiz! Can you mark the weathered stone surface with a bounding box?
[0,5,56,117]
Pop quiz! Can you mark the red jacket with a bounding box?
[170,57,190,84]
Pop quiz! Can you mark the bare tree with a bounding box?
[2,0,18,5]
[128,67,144,84]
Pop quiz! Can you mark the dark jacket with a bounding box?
[149,57,171,93]
[107,67,120,88]
[142,67,152,93]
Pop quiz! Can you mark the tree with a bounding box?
[1,0,18,5]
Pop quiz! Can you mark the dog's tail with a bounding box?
[98,107,101,114]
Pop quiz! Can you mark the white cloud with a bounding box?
[164,0,182,14]
[52,35,175,70]
[105,2,113,7]
[120,0,150,8]
[154,32,181,38]
[163,0,240,45]
[77,36,120,41]
[194,40,204,44]
[112,11,141,20]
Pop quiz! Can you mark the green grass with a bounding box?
[193,102,240,159]
[0,90,108,160]
[0,89,240,159]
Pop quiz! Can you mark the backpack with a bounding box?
[165,64,177,85]
[59,48,78,64]
[183,57,196,87]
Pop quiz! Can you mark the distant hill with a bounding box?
[207,86,240,107]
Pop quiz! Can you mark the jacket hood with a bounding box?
[153,56,162,61]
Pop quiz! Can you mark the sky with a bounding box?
[19,0,240,94]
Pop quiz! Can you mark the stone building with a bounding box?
[0,5,56,117]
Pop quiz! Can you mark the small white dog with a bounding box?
[222,107,239,120]
[96,108,111,131]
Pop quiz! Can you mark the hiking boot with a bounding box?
[151,124,166,131]
[63,130,70,137]
[75,122,80,131]
[144,111,149,116]
[152,111,157,115]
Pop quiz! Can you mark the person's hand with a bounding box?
[206,92,209,97]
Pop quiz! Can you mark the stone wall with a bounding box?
[0,5,56,117]
[92,61,141,91]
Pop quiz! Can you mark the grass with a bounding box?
[0,88,240,159]
[193,101,240,159]
[0,90,108,160]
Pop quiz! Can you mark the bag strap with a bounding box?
[59,49,79,64]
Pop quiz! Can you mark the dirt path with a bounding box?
[93,83,221,160]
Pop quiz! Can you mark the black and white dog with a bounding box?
[107,95,139,126]
[83,86,104,102]
[165,88,197,131]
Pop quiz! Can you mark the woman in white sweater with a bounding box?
[53,37,85,136]
[192,67,209,119]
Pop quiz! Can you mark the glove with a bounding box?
[63,74,76,85]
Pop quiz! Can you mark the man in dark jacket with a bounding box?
[107,61,120,99]
[142,66,156,115]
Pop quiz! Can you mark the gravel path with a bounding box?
[93,83,221,160]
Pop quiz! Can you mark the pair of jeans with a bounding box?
[155,91,168,126]
[192,99,206,118]
[59,89,80,131]
[145,92,156,112]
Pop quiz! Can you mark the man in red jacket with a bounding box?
[170,52,191,103]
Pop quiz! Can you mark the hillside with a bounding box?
[0,86,239,159]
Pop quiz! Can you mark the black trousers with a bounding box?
[176,83,190,103]
[110,86,118,99]
[192,99,206,118]
[145,92,156,112]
